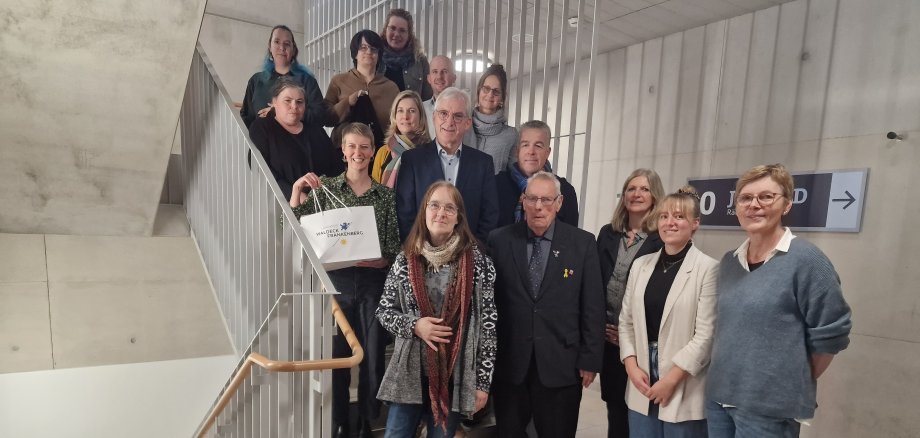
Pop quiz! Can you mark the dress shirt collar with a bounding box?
[527,219,557,241]
[733,226,796,271]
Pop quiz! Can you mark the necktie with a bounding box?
[528,236,544,298]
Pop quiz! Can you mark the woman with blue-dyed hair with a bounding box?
[240,25,329,128]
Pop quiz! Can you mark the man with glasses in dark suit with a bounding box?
[487,171,605,438]
[395,86,499,243]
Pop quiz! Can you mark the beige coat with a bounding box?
[618,244,719,423]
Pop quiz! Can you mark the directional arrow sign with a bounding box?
[832,190,856,210]
[688,169,868,233]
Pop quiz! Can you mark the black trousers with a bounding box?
[600,341,629,438]
[493,354,583,438]
[329,266,388,425]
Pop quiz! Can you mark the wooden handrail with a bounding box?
[196,297,363,437]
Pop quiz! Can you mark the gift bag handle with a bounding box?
[309,184,350,215]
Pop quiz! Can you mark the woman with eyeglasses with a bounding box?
[324,29,400,147]
[705,164,851,438]
[289,122,400,438]
[376,181,497,438]
[597,169,666,438]
[618,186,718,438]
[379,8,432,100]
[463,64,519,175]
[372,90,431,188]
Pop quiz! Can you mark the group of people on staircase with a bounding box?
[240,9,851,438]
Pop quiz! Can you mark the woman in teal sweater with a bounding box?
[706,164,852,438]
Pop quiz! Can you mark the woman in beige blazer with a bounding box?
[618,186,719,437]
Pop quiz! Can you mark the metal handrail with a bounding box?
[195,296,362,438]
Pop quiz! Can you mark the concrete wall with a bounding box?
[0,0,206,236]
[529,0,919,436]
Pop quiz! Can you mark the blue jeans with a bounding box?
[705,400,801,438]
[384,377,460,438]
[628,343,707,438]
[629,410,708,438]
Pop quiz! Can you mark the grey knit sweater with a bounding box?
[706,238,851,419]
[463,109,519,175]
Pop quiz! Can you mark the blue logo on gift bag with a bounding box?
[340,222,350,231]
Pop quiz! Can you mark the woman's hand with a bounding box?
[624,356,651,395]
[257,104,272,118]
[647,366,688,407]
[474,390,489,413]
[348,89,366,106]
[605,323,619,345]
[355,258,389,269]
[414,317,452,351]
[290,173,321,207]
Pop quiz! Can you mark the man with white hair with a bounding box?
[488,171,604,438]
[422,55,457,131]
[395,87,499,242]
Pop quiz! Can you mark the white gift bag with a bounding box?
[299,186,382,271]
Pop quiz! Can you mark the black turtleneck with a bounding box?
[644,241,693,342]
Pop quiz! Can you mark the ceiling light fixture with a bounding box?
[454,52,492,73]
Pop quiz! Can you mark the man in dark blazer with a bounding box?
[487,171,605,438]
[395,86,499,242]
[495,120,579,228]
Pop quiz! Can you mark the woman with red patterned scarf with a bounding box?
[376,181,497,437]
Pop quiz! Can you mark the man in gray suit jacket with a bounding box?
[487,171,605,438]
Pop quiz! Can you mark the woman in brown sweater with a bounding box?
[324,29,399,147]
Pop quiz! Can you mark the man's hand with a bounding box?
[605,323,619,345]
[579,370,596,388]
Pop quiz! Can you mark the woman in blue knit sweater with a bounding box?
[706,164,852,438]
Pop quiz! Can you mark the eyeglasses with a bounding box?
[386,25,408,35]
[480,85,502,97]
[358,44,379,55]
[434,110,468,123]
[426,201,458,216]
[522,194,560,206]
[736,192,784,207]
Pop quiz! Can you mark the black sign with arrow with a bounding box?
[688,169,868,233]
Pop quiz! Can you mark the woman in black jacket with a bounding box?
[596,168,665,438]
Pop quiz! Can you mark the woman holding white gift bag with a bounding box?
[290,122,400,438]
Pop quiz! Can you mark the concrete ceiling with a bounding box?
[447,0,796,77]
[0,0,207,235]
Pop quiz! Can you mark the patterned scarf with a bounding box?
[409,237,473,431]
[381,134,415,188]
